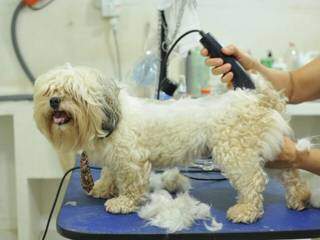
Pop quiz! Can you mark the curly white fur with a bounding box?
[149,168,191,193]
[33,65,311,223]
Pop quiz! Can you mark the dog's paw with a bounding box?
[227,203,263,223]
[89,179,115,199]
[286,187,310,211]
[105,196,137,214]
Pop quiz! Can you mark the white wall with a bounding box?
[0,0,157,93]
[0,116,16,231]
[1,0,320,93]
[198,0,320,59]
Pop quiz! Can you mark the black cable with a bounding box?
[41,166,101,240]
[156,29,201,99]
[11,1,36,84]
[11,0,57,86]
[182,173,227,181]
[155,168,220,174]
[41,164,224,239]
[157,11,168,100]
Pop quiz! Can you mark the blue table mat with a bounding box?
[57,168,320,239]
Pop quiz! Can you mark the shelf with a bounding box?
[286,102,320,116]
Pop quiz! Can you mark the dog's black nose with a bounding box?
[50,97,61,110]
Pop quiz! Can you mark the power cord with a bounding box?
[182,173,227,181]
[11,1,36,84]
[157,29,201,99]
[41,164,226,239]
[11,0,57,85]
[41,166,101,240]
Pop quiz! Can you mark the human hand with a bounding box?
[201,45,258,87]
[265,137,303,169]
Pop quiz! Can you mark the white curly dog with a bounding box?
[33,65,310,223]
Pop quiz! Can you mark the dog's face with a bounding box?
[33,65,121,152]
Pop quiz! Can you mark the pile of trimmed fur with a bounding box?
[138,168,223,233]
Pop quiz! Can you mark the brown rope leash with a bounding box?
[80,151,94,193]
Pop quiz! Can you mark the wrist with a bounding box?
[253,60,267,73]
[294,149,308,169]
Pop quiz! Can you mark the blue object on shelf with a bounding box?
[57,168,320,240]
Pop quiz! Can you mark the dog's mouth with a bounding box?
[52,111,71,125]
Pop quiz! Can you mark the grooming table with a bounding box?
[57,168,320,240]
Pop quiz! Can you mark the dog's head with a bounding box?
[33,65,121,152]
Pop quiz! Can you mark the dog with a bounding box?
[33,65,310,223]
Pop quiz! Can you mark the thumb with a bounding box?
[221,45,241,58]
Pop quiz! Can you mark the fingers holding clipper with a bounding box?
[211,63,232,76]
[221,44,239,57]
[205,58,223,67]
[222,72,234,89]
[222,72,234,83]
[200,48,209,57]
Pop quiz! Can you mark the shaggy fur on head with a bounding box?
[34,65,311,223]
[33,66,120,169]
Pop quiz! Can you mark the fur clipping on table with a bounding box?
[138,190,222,233]
[140,169,222,232]
[149,168,191,193]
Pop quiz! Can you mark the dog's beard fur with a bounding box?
[33,66,121,152]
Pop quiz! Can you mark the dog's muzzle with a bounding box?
[50,97,61,110]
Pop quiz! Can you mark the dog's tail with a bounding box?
[252,75,287,113]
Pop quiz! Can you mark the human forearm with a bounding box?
[255,58,320,104]
[266,137,320,176]
[297,148,320,175]
[289,58,320,103]
[254,63,292,99]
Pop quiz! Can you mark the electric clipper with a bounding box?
[199,31,255,90]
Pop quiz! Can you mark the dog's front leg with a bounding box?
[89,167,117,198]
[105,160,151,214]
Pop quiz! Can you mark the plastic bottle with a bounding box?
[284,42,300,70]
[260,50,274,68]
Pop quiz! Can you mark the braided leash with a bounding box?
[80,151,94,193]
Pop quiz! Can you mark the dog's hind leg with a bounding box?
[280,169,310,210]
[213,145,267,223]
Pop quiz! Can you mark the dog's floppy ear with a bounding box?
[100,80,121,137]
[101,107,119,136]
